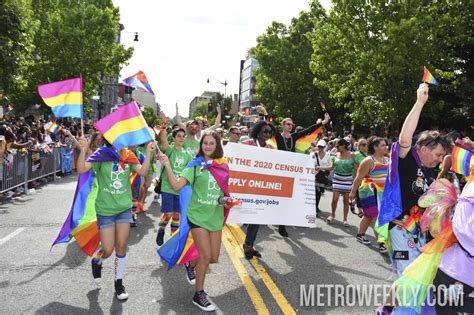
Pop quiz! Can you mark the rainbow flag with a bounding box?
[451,145,473,176]
[51,147,139,256]
[95,101,154,151]
[158,156,232,269]
[295,126,323,153]
[422,66,438,85]
[122,70,155,95]
[37,77,83,118]
[44,122,60,133]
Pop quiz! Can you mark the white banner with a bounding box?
[224,143,317,227]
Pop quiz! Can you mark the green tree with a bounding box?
[309,0,473,132]
[7,0,133,116]
[253,1,328,127]
[142,107,160,127]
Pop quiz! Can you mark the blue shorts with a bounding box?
[96,208,132,230]
[161,192,180,213]
[389,224,427,276]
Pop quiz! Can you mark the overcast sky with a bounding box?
[113,0,332,117]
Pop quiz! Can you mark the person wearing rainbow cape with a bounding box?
[377,142,474,314]
[375,83,452,314]
[158,130,235,312]
[76,137,156,301]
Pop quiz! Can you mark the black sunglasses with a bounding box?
[263,130,273,135]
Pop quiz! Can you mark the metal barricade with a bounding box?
[0,148,61,194]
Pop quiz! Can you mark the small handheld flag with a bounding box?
[44,122,61,133]
[295,127,323,153]
[451,145,473,176]
[37,77,83,118]
[95,101,154,150]
[122,71,155,95]
[422,67,438,85]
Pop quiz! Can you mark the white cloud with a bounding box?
[113,0,332,117]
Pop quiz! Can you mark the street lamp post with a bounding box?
[207,77,228,110]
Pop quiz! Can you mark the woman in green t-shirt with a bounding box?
[159,131,226,312]
[76,137,155,301]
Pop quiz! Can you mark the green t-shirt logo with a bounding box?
[110,165,127,191]
[174,156,186,169]
[208,175,220,191]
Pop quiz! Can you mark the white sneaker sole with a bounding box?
[187,277,196,285]
[116,293,129,301]
[192,300,216,312]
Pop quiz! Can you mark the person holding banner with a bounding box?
[76,137,156,301]
[159,131,228,312]
[273,113,330,237]
[241,121,276,259]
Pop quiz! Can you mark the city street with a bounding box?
[0,174,393,314]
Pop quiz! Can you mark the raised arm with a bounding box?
[76,137,92,174]
[292,113,330,141]
[135,141,156,176]
[175,102,186,130]
[159,125,169,152]
[158,153,188,191]
[205,104,221,131]
[398,83,429,158]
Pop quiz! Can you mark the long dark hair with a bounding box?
[196,131,224,159]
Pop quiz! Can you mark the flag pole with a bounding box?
[80,74,84,137]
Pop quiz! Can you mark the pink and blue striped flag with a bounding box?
[122,70,155,95]
[37,77,83,118]
[95,101,154,150]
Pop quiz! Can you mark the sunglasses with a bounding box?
[317,145,325,148]
[263,130,273,135]
[284,122,294,127]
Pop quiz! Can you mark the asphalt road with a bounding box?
[0,174,394,314]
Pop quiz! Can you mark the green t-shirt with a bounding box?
[353,151,368,177]
[161,144,192,195]
[332,156,355,176]
[184,138,199,157]
[92,161,137,216]
[182,166,224,232]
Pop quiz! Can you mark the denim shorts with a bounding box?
[96,208,132,230]
[161,192,180,213]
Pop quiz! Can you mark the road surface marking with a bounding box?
[0,228,26,246]
[222,226,270,315]
[226,224,297,315]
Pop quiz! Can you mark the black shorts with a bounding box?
[187,217,202,230]
[433,268,474,314]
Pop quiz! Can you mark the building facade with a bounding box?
[239,53,259,112]
[189,91,219,116]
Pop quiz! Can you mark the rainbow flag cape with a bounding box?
[95,101,154,151]
[422,66,438,85]
[44,122,60,133]
[294,126,323,153]
[451,145,473,176]
[51,147,139,256]
[122,70,155,95]
[37,77,83,118]
[158,156,231,269]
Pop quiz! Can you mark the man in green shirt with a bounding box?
[156,127,192,246]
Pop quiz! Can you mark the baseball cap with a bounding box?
[316,139,327,147]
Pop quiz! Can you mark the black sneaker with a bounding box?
[379,243,388,254]
[185,262,196,285]
[114,279,129,301]
[91,258,102,283]
[192,290,216,312]
[278,225,289,237]
[130,213,138,227]
[156,229,165,246]
[356,234,371,245]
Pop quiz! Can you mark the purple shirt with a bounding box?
[439,197,474,287]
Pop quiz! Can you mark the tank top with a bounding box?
[359,156,389,203]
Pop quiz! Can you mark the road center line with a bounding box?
[226,224,297,315]
[0,228,26,246]
[222,226,270,315]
